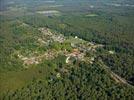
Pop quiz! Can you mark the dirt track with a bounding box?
[98,59,133,87]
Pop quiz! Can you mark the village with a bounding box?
[16,27,114,68]
[14,27,123,84]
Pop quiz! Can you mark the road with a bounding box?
[98,59,133,87]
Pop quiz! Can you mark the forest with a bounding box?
[0,0,134,99]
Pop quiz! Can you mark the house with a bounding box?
[75,36,78,39]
